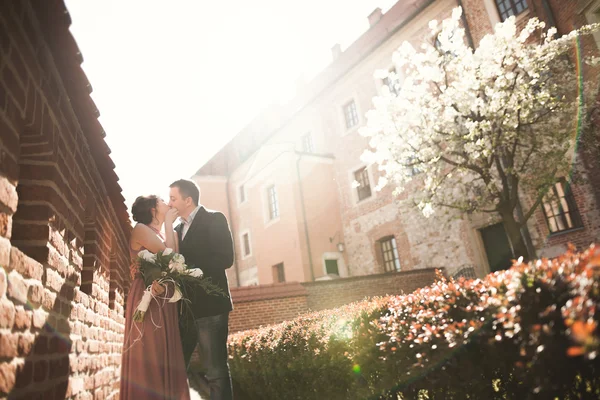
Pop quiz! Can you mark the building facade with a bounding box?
[195,0,600,287]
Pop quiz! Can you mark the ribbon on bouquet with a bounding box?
[132,277,182,322]
[132,267,203,322]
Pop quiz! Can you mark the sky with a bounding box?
[64,0,398,211]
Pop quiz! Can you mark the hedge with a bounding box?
[227,244,600,399]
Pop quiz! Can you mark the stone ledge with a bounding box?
[231,282,307,302]
[302,267,440,287]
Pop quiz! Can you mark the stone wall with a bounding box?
[0,1,130,399]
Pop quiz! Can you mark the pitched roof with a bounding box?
[194,0,434,178]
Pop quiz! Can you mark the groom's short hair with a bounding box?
[170,179,200,206]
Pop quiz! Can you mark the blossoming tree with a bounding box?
[360,7,599,260]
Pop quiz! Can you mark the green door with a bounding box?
[479,223,514,272]
[325,259,339,275]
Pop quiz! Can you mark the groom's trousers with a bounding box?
[183,312,233,400]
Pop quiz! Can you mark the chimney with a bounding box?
[331,43,342,61]
[368,7,383,27]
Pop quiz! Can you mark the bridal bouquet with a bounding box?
[132,248,228,322]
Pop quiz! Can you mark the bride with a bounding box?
[120,194,190,400]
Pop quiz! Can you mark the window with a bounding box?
[494,0,528,22]
[267,185,279,220]
[382,68,401,96]
[273,263,285,283]
[583,1,600,50]
[542,179,582,234]
[354,167,372,201]
[453,267,477,280]
[301,133,314,153]
[343,100,359,129]
[380,236,401,272]
[242,232,251,257]
[325,259,339,275]
[239,184,246,203]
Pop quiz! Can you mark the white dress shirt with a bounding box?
[181,206,201,240]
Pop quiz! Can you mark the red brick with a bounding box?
[13,306,31,330]
[0,176,18,212]
[14,360,33,389]
[0,297,15,329]
[0,361,16,393]
[0,114,19,157]
[4,66,26,109]
[0,332,18,357]
[0,266,6,297]
[42,289,56,311]
[7,270,28,305]
[33,334,47,355]
[0,212,11,238]
[27,282,43,307]
[32,309,46,329]
[17,333,34,357]
[33,359,47,383]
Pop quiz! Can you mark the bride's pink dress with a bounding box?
[120,226,191,400]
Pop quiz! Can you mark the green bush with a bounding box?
[227,245,600,399]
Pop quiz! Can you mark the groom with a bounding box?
[168,179,234,400]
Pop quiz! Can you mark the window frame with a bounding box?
[353,166,372,202]
[542,178,583,235]
[266,184,279,221]
[379,236,401,272]
[238,184,247,204]
[240,230,252,259]
[343,99,359,130]
[273,262,285,283]
[301,132,314,153]
[494,0,529,22]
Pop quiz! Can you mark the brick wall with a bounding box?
[303,268,439,312]
[0,1,130,399]
[228,268,439,333]
[228,283,308,333]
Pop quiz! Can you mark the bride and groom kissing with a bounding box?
[120,179,234,400]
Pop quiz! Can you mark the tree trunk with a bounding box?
[499,208,533,262]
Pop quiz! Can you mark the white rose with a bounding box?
[186,268,204,278]
[163,248,173,256]
[169,260,186,273]
[172,253,185,264]
[138,250,156,262]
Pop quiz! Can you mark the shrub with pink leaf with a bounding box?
[227,244,600,399]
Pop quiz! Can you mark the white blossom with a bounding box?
[172,253,185,264]
[169,259,186,273]
[186,268,204,278]
[163,248,173,256]
[138,250,156,263]
[361,7,599,219]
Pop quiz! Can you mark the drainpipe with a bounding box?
[540,0,557,30]
[296,154,315,281]
[224,159,241,287]
[456,0,475,48]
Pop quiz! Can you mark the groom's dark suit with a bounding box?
[176,206,234,399]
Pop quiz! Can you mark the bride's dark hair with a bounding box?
[131,195,158,224]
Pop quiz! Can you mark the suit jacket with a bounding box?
[176,206,234,318]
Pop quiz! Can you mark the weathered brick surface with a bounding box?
[228,268,438,333]
[0,1,130,398]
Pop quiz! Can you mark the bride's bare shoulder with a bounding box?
[131,223,153,237]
